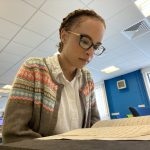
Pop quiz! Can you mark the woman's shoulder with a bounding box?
[22,57,47,71]
[82,67,91,75]
[24,57,44,65]
[81,67,93,80]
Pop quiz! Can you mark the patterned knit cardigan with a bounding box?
[2,57,100,144]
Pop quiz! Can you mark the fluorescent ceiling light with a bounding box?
[134,0,150,17]
[3,85,12,89]
[0,85,12,93]
[101,66,120,74]
[54,51,60,55]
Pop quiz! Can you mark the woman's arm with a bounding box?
[2,59,42,144]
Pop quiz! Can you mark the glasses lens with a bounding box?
[93,43,101,50]
[94,46,105,56]
[80,36,92,49]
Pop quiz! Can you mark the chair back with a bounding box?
[129,106,150,117]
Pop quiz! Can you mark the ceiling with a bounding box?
[0,0,150,87]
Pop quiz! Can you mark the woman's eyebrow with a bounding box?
[95,42,102,45]
[81,33,101,45]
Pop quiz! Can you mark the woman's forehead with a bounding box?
[74,19,105,43]
[71,16,98,27]
[75,19,104,33]
[74,17,103,30]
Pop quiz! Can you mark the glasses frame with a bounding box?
[68,31,105,56]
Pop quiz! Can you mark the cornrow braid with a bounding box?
[58,9,106,53]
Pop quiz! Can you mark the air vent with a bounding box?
[122,17,150,40]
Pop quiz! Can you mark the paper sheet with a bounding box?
[38,125,150,141]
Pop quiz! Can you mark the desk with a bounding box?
[0,133,2,144]
[0,125,2,144]
[0,139,150,150]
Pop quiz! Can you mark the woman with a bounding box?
[2,9,106,143]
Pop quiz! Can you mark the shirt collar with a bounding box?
[47,54,82,80]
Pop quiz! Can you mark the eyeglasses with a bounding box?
[68,31,105,56]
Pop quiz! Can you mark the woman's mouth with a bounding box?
[79,58,89,64]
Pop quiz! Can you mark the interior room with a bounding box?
[0,0,150,149]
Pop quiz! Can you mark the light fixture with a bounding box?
[0,85,12,93]
[134,0,150,17]
[101,66,120,74]
[3,85,12,89]
[54,51,60,55]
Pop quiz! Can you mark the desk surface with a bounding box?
[0,139,150,150]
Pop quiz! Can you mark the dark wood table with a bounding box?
[0,138,150,150]
[0,125,2,144]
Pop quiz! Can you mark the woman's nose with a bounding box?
[86,47,94,57]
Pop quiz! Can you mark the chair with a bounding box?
[129,106,150,117]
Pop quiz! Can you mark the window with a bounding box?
[141,67,150,100]
[95,82,110,120]
[147,72,150,82]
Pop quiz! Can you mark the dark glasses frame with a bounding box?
[68,31,106,56]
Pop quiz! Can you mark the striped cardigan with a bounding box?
[2,56,100,144]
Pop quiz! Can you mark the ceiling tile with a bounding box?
[0,59,26,83]
[126,52,150,66]
[25,11,60,37]
[4,41,33,57]
[103,21,118,40]
[103,33,130,51]
[28,50,52,58]
[13,28,45,48]
[80,0,94,5]
[107,3,144,33]
[132,32,150,56]
[91,43,134,66]
[0,37,9,51]
[41,0,85,21]
[0,61,14,75]
[34,38,58,55]
[87,57,107,69]
[0,51,21,63]
[23,0,45,8]
[87,43,141,74]
[0,0,36,25]
[0,18,20,40]
[110,43,136,56]
[0,72,16,85]
[103,3,144,40]
[49,30,60,43]
[118,61,139,72]
[88,0,132,19]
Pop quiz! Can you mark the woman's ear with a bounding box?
[60,29,68,44]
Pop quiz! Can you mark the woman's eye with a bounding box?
[81,37,91,45]
[82,40,90,45]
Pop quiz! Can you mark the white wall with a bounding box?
[141,67,150,101]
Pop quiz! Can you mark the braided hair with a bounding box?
[58,9,106,53]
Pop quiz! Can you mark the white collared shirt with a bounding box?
[50,55,83,134]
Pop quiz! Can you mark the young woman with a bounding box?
[2,9,106,144]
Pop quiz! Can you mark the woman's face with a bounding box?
[60,17,105,69]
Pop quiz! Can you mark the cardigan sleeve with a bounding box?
[2,59,42,144]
